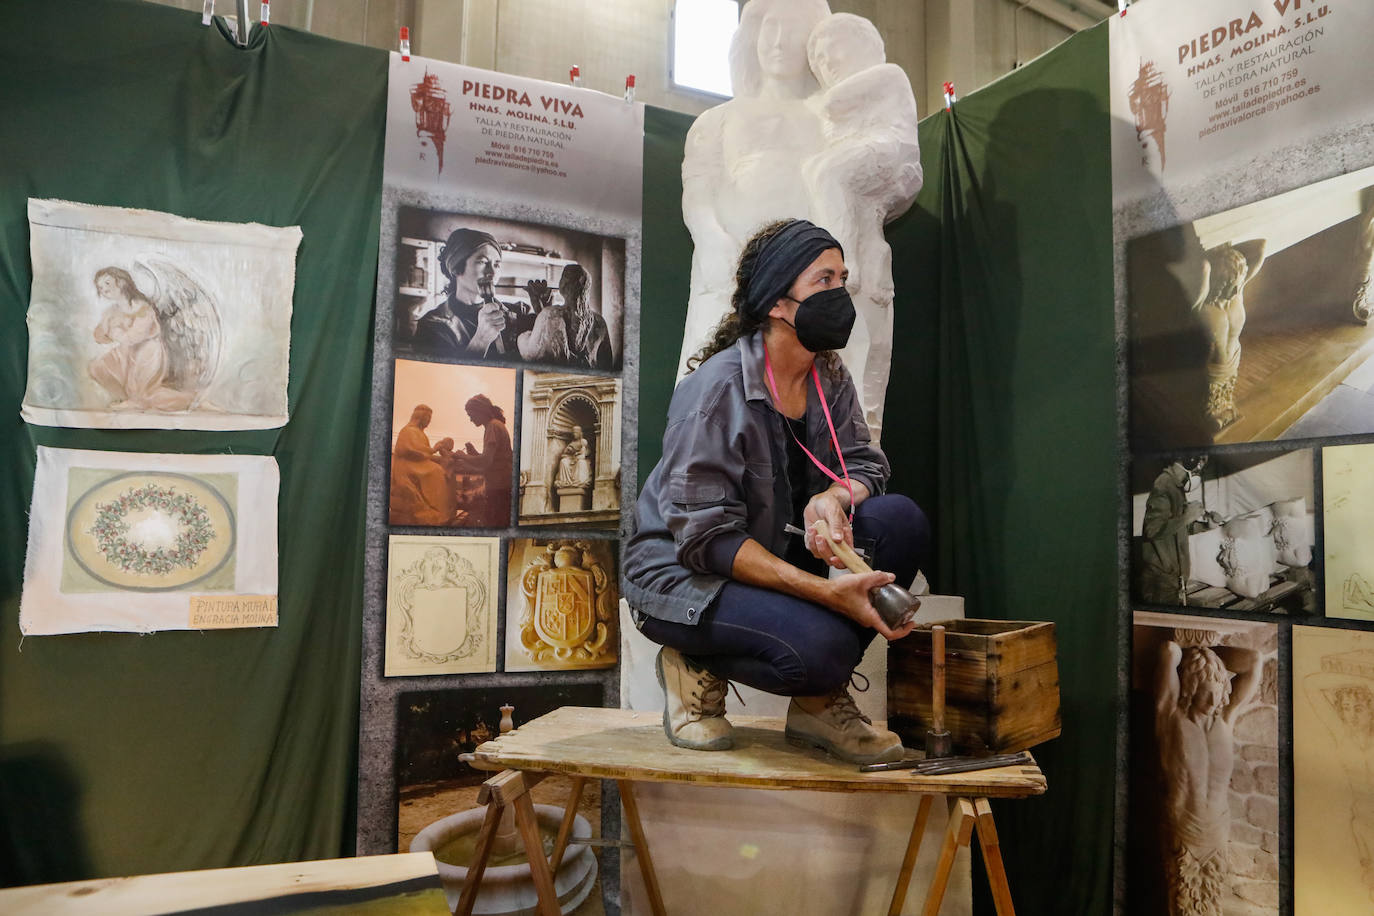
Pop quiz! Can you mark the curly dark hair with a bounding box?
[685,220,843,377]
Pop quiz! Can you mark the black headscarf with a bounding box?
[743,219,844,319]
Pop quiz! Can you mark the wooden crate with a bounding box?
[888,619,1061,754]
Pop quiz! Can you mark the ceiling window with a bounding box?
[670,0,739,98]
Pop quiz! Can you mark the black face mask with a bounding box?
[780,286,856,352]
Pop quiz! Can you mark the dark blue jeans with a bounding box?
[638,494,931,696]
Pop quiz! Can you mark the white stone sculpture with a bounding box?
[1217,513,1275,599]
[678,1,921,441]
[1270,497,1312,569]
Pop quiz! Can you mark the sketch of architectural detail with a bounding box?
[1346,575,1374,613]
[1324,444,1374,622]
[507,539,618,671]
[385,536,499,676]
[518,373,621,528]
[21,447,279,635]
[1295,628,1374,911]
[23,199,300,431]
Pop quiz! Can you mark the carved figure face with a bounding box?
[756,11,809,80]
[413,407,432,429]
[421,548,450,585]
[808,16,884,87]
[453,243,503,303]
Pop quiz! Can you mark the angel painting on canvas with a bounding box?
[87,262,221,412]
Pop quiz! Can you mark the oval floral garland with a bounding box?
[88,483,216,576]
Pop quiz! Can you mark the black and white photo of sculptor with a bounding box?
[393,207,624,372]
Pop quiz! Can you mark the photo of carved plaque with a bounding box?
[385,535,499,676]
[517,373,621,528]
[1127,612,1278,916]
[504,538,618,672]
[1294,625,1374,913]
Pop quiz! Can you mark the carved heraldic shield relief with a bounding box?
[520,541,614,666]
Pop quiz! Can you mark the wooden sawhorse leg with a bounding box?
[913,796,1016,916]
[617,779,668,916]
[456,769,560,916]
[888,795,935,915]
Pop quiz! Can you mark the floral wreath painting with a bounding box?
[68,472,236,592]
[21,447,279,636]
[385,535,499,676]
[22,198,301,431]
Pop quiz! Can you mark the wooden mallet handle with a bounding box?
[810,519,871,574]
[932,625,946,733]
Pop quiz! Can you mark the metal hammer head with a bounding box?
[871,584,921,630]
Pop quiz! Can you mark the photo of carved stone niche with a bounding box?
[22,199,299,431]
[390,207,626,372]
[389,359,516,529]
[1128,612,1278,916]
[1294,626,1374,913]
[1322,443,1374,621]
[1128,163,1374,450]
[1131,448,1316,613]
[504,538,618,672]
[518,373,621,528]
[384,535,499,676]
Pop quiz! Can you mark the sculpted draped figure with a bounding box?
[678,1,921,440]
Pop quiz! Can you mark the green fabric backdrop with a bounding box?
[0,0,384,883]
[638,27,1115,915]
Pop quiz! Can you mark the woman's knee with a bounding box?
[857,494,931,573]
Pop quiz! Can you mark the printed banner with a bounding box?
[377,55,642,371]
[23,200,300,430]
[21,447,279,635]
[1111,0,1373,206]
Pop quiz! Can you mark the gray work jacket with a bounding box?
[621,332,890,625]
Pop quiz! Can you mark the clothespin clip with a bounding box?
[624,75,636,103]
[569,65,582,87]
[943,81,956,110]
[400,26,411,61]
[202,0,214,26]
[1118,0,1129,15]
[260,0,270,25]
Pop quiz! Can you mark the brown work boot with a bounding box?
[784,688,905,764]
[656,647,734,751]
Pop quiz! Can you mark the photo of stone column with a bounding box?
[1295,625,1374,914]
[504,538,618,672]
[1128,612,1279,916]
[517,373,621,528]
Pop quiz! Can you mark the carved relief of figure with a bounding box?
[1304,665,1374,900]
[1216,512,1276,600]
[1191,241,1266,431]
[803,13,921,435]
[1269,497,1312,569]
[554,426,593,488]
[1154,635,1262,916]
[89,263,220,412]
[518,540,616,668]
[1351,199,1374,326]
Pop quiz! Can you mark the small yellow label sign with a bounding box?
[189,595,279,629]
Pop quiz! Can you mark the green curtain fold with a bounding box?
[926,28,1118,915]
[0,0,384,882]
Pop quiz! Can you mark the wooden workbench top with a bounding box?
[465,707,1047,798]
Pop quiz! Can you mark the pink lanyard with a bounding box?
[764,345,855,522]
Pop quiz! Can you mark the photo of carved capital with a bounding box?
[517,373,621,528]
[1128,613,1278,916]
[504,538,618,672]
